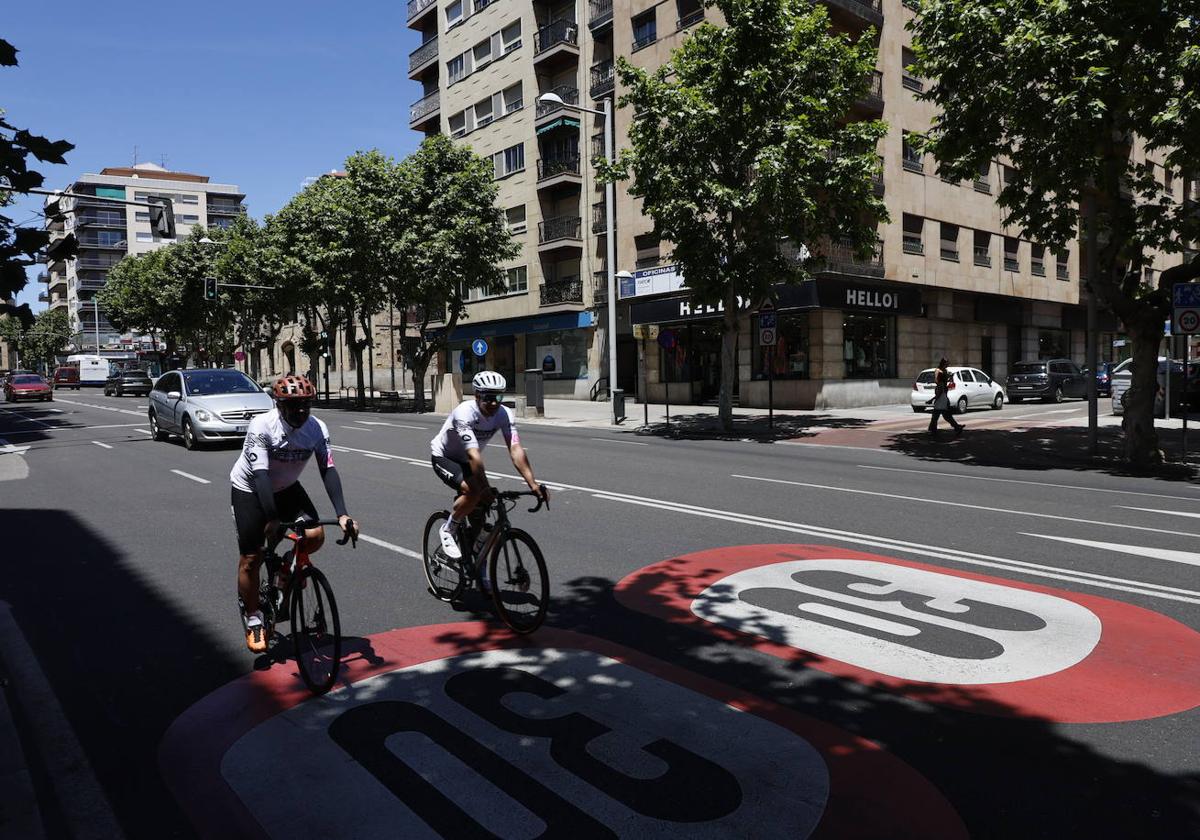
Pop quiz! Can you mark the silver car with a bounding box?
[148,368,273,450]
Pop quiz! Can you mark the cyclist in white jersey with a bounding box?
[430,370,547,560]
[229,374,358,652]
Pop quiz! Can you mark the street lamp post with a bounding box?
[537,92,622,423]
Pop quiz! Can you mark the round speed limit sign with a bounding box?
[1179,310,1200,333]
[759,328,776,346]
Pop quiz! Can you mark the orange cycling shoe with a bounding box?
[244,614,268,653]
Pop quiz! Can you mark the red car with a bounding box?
[5,374,53,402]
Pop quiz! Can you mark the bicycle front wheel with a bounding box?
[488,528,549,634]
[422,511,465,602]
[290,566,342,694]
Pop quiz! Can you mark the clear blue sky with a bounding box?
[4,1,426,312]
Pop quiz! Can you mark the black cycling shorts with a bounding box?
[230,482,318,555]
[431,455,474,492]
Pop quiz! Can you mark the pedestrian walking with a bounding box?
[928,357,964,438]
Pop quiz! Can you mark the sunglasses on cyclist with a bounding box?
[478,393,502,405]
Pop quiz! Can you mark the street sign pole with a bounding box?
[758,303,777,432]
[768,347,774,431]
[642,335,648,427]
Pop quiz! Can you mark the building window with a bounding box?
[902,131,924,173]
[501,20,522,53]
[446,0,464,27]
[752,312,809,379]
[1031,244,1046,276]
[503,82,523,114]
[632,11,657,51]
[178,214,200,225]
[526,328,588,379]
[506,205,526,233]
[973,230,991,267]
[1165,167,1175,195]
[901,47,923,92]
[940,222,959,261]
[902,214,924,255]
[135,232,153,242]
[676,0,703,30]
[1004,236,1019,272]
[135,211,150,222]
[179,195,199,204]
[1057,252,1070,280]
[843,313,895,379]
[634,233,660,269]
[473,38,493,69]
[505,266,528,292]
[473,96,494,128]
[493,143,524,178]
[974,161,991,193]
[448,53,466,84]
[448,111,467,137]
[1038,328,1069,358]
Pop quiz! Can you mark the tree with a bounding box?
[0,307,69,370]
[99,248,182,365]
[0,38,73,327]
[607,0,888,429]
[909,0,1200,466]
[393,134,520,411]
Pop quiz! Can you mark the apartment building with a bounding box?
[41,162,245,354]
[411,0,1190,408]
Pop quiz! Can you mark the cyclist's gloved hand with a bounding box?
[533,483,549,503]
[338,515,359,541]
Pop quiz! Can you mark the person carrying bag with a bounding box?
[928,357,964,438]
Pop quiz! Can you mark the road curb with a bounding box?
[0,602,126,840]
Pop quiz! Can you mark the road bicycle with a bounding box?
[422,489,549,634]
[258,516,357,694]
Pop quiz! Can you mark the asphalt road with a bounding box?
[1,391,1198,838]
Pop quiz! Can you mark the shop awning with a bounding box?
[434,310,594,342]
[535,117,580,135]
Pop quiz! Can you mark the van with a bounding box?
[52,366,80,390]
[66,354,110,387]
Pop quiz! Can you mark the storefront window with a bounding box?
[752,313,809,379]
[525,329,588,379]
[843,313,895,379]
[1038,328,1070,358]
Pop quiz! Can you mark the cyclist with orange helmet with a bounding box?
[229,373,358,652]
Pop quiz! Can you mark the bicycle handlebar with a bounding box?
[275,517,358,548]
[493,488,549,513]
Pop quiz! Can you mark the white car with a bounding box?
[910,366,1005,414]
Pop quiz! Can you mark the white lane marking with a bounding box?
[361,453,390,460]
[731,474,1200,538]
[321,440,1199,603]
[0,437,31,456]
[135,428,151,434]
[1117,506,1200,520]
[589,437,650,446]
[340,425,372,431]
[354,420,428,430]
[52,397,142,417]
[330,444,422,464]
[1023,533,1200,570]
[171,469,210,484]
[859,464,1200,503]
[91,441,113,449]
[0,422,154,438]
[357,533,423,560]
[590,493,1200,605]
[0,407,56,428]
[48,408,64,413]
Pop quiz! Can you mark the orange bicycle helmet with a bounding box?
[271,374,316,400]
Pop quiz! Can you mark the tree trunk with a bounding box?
[412,356,429,412]
[718,290,739,431]
[1120,323,1164,466]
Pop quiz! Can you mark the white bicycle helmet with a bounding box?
[472,370,506,393]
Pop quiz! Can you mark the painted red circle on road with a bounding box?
[614,544,1200,724]
[160,623,966,839]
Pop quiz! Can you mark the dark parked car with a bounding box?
[1094,361,1120,397]
[103,368,153,397]
[1005,358,1088,403]
[52,365,81,389]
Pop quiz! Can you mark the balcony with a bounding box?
[872,157,885,196]
[855,70,884,113]
[540,277,584,305]
[534,20,579,68]
[536,85,579,120]
[207,203,245,217]
[75,212,126,229]
[409,38,438,76]
[77,257,122,270]
[407,0,436,25]
[589,0,613,31]
[410,90,440,128]
[826,0,883,28]
[78,277,107,290]
[974,247,991,268]
[819,241,885,278]
[537,156,582,183]
[77,235,127,251]
[538,216,583,251]
[47,274,66,291]
[590,60,614,99]
[37,292,48,302]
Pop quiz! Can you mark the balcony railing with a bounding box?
[409,38,438,73]
[538,216,582,243]
[1032,259,1046,276]
[902,155,924,174]
[407,0,436,21]
[826,0,884,26]
[940,246,959,262]
[902,236,923,255]
[633,30,657,51]
[537,156,581,180]
[1057,265,1069,280]
[973,177,992,194]
[37,292,48,302]
[78,278,106,290]
[410,90,440,124]
[590,60,614,98]
[822,241,885,277]
[77,236,127,250]
[75,213,126,228]
[534,19,578,55]
[207,204,245,216]
[591,202,610,233]
[536,85,579,117]
[1004,256,1019,272]
[589,0,613,29]
[540,277,584,305]
[902,73,924,93]
[591,132,605,161]
[974,247,991,267]
[77,257,122,270]
[857,70,884,109]
[677,9,704,29]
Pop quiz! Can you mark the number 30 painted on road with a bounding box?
[615,544,1200,723]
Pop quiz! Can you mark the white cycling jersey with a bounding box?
[229,408,335,493]
[430,400,518,462]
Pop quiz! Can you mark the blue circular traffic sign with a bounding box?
[657,329,677,350]
[471,338,488,357]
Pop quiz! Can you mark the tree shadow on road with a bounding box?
[632,412,873,443]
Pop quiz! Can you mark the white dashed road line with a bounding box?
[357,533,423,560]
[170,469,210,484]
[589,437,649,446]
[91,441,113,449]
[354,420,428,430]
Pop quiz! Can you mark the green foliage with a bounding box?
[0,38,74,326]
[909,0,1200,464]
[607,0,888,425]
[0,307,70,367]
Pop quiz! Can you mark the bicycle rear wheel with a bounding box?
[290,566,341,694]
[488,528,549,634]
[422,511,466,602]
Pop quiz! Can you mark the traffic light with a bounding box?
[203,277,218,301]
[45,232,78,262]
[147,196,176,239]
[43,195,67,224]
